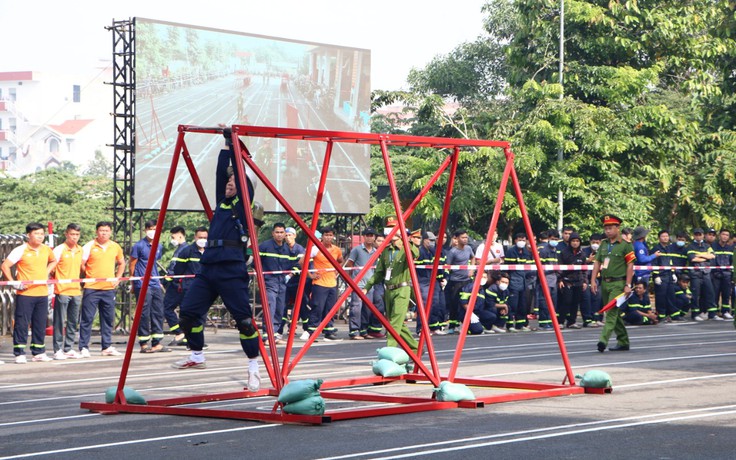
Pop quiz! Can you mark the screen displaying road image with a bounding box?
[134,18,371,214]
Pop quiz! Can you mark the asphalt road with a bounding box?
[1,319,735,459]
[134,74,370,214]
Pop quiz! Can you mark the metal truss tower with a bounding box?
[106,18,136,330]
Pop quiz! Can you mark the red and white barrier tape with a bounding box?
[0,264,731,287]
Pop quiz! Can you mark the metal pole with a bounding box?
[557,0,565,232]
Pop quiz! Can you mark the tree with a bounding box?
[371,0,736,239]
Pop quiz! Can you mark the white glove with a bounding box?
[672,274,677,282]
[470,313,480,324]
[440,279,447,289]
[654,276,662,286]
[285,274,292,283]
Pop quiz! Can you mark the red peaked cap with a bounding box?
[601,214,623,226]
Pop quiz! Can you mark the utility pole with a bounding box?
[557,0,565,232]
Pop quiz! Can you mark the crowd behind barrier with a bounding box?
[2,222,736,365]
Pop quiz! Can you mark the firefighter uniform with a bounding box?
[178,148,259,359]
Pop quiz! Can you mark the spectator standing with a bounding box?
[79,221,125,358]
[130,219,169,353]
[168,227,208,346]
[632,226,660,285]
[414,231,447,335]
[474,230,505,265]
[344,227,380,339]
[162,226,188,344]
[536,229,560,330]
[307,226,343,341]
[505,233,534,332]
[444,229,475,334]
[652,230,677,322]
[686,228,716,321]
[259,222,291,342]
[51,223,83,360]
[1,222,58,363]
[558,232,587,329]
[581,234,604,327]
[711,229,733,319]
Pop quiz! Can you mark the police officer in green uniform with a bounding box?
[363,228,420,353]
[590,214,636,352]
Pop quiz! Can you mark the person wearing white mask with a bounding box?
[581,233,605,327]
[163,226,188,343]
[686,228,716,321]
[536,230,561,330]
[505,233,535,332]
[167,227,210,346]
[484,272,510,333]
[130,219,170,353]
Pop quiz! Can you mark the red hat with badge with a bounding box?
[601,214,623,226]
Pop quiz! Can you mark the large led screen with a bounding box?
[134,18,371,213]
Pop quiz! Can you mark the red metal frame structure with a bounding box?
[81,125,586,424]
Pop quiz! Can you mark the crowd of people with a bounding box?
[2,131,734,368]
[4,212,736,368]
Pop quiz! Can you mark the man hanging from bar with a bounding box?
[172,129,262,392]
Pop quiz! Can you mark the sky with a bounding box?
[0,0,489,90]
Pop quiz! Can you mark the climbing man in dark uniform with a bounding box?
[590,214,636,352]
[172,132,262,392]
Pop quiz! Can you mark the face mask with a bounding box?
[693,238,702,244]
[498,282,509,291]
[676,241,686,247]
[170,238,179,247]
[549,240,559,247]
[428,243,436,251]
[516,241,526,249]
[480,277,488,286]
[145,230,156,240]
[591,243,600,251]
[196,238,207,248]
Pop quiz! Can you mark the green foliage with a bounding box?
[369,0,736,240]
[0,169,112,238]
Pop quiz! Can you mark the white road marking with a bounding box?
[0,425,277,460]
[319,404,736,460]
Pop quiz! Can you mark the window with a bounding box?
[73,85,81,103]
[9,88,16,101]
[9,117,16,132]
[0,147,4,159]
[49,138,60,154]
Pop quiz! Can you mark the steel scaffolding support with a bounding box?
[106,18,136,331]
[81,125,588,425]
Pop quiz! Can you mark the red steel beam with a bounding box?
[507,148,576,385]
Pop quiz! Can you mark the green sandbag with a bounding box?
[104,386,147,405]
[282,395,325,416]
[376,347,410,364]
[576,370,613,388]
[434,381,475,402]
[278,379,324,404]
[372,359,408,377]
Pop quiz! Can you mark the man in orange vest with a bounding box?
[51,223,84,360]
[1,222,58,364]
